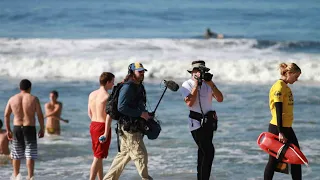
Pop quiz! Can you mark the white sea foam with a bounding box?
[1,38,320,83]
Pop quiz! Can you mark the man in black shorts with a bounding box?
[4,79,44,180]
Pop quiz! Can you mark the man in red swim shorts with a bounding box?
[88,72,115,180]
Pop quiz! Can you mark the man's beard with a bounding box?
[133,74,144,83]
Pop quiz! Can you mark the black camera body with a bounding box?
[196,65,213,85]
[201,72,213,82]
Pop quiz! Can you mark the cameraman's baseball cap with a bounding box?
[130,62,148,72]
[187,60,210,73]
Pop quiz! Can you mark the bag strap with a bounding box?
[116,122,121,152]
[197,85,206,126]
[276,143,290,161]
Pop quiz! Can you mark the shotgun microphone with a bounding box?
[164,80,179,91]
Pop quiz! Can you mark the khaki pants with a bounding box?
[103,128,152,180]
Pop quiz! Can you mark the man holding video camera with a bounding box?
[180,60,223,180]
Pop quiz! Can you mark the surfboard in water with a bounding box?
[257,132,308,165]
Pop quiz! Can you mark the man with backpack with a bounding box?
[104,62,153,180]
[88,72,115,180]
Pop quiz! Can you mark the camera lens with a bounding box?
[204,73,213,81]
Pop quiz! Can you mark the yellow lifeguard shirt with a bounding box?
[269,80,294,127]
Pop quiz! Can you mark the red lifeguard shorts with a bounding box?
[90,121,111,158]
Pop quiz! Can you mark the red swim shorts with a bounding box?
[90,121,111,158]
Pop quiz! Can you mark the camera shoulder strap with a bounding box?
[198,85,206,126]
[187,80,205,119]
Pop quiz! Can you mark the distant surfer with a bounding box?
[4,79,45,180]
[0,119,10,165]
[88,72,114,180]
[45,90,68,135]
[204,28,224,39]
[264,63,302,180]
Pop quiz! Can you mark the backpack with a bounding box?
[105,83,124,120]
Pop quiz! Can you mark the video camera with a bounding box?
[195,65,213,86]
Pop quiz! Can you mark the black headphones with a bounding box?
[128,63,134,75]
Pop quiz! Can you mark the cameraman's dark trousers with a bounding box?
[191,122,215,180]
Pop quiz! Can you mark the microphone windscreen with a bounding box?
[164,80,179,91]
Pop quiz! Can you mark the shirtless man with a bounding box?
[0,119,10,165]
[4,79,44,180]
[45,90,68,135]
[88,72,115,180]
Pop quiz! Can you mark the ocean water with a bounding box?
[0,0,319,180]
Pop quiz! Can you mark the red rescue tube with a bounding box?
[257,132,308,165]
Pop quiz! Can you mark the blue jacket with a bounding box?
[117,81,146,118]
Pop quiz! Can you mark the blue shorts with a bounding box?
[11,126,37,160]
